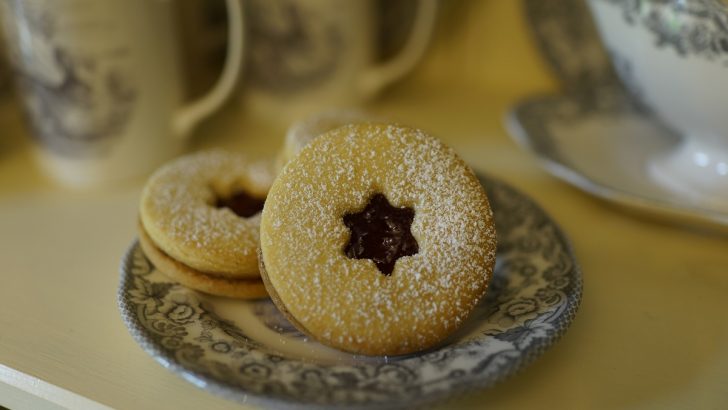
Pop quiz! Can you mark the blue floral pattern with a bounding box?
[0,1,137,157]
[118,176,582,408]
[598,0,728,62]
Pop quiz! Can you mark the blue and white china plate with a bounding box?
[118,176,582,409]
[507,92,728,231]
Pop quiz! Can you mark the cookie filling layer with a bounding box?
[216,191,265,218]
[343,193,418,275]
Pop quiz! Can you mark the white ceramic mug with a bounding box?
[588,0,728,210]
[242,0,438,121]
[0,0,244,188]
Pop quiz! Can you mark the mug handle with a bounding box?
[173,0,244,138]
[359,0,438,97]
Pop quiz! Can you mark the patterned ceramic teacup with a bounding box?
[587,0,728,210]
[0,0,243,188]
[241,0,438,121]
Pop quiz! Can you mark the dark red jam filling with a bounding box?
[343,193,418,275]
[216,191,265,218]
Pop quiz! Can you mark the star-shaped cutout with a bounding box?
[343,194,418,275]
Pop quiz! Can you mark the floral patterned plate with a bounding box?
[117,176,582,409]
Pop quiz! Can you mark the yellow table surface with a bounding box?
[1,2,727,409]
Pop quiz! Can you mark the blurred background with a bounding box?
[176,0,555,102]
[0,0,559,193]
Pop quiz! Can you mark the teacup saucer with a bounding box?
[506,91,728,231]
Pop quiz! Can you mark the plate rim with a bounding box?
[117,176,584,409]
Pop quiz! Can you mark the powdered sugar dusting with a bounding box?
[261,124,497,355]
[140,150,274,277]
[277,110,378,170]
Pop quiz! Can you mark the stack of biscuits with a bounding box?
[137,111,497,355]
